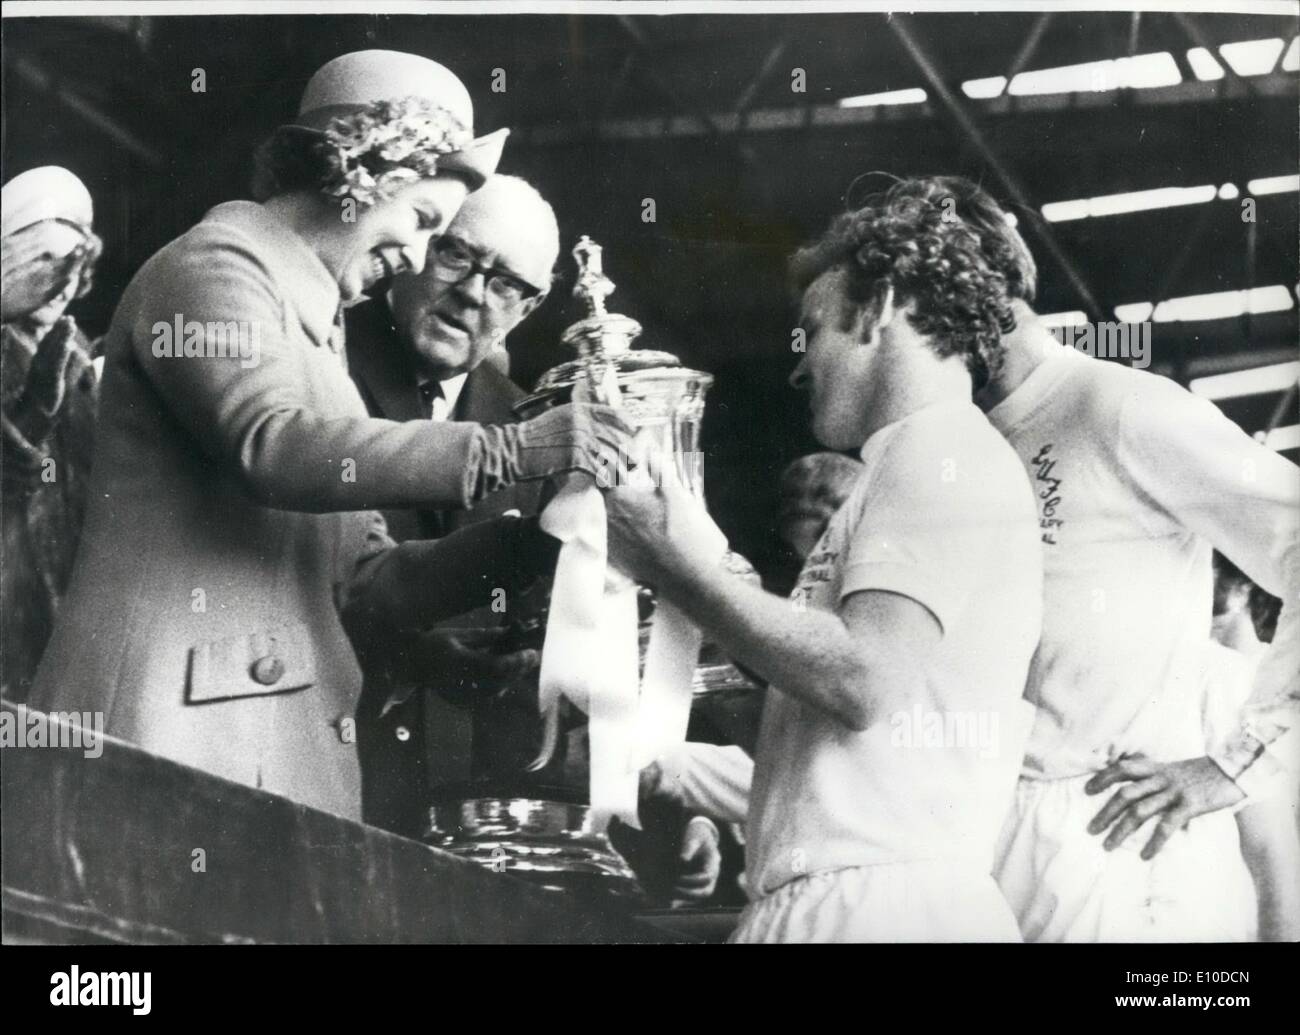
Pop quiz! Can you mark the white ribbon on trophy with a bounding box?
[537,427,725,831]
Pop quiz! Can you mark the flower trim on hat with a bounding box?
[320,96,472,207]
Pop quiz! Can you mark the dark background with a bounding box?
[3,9,1297,573]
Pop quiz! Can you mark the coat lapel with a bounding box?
[343,299,427,541]
[204,201,340,353]
[452,362,525,424]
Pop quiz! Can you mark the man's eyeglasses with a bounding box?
[429,237,544,307]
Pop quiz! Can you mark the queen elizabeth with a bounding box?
[29,51,631,819]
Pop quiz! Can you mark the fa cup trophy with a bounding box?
[422,237,754,903]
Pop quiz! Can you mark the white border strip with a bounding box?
[5,2,1300,19]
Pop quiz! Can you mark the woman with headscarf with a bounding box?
[29,51,631,819]
[1,165,102,702]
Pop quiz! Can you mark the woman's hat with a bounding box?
[2,166,94,239]
[289,50,507,190]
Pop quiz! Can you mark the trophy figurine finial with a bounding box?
[560,235,644,406]
[572,236,614,318]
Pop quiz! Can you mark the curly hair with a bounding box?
[249,127,338,203]
[914,176,1038,304]
[790,177,1019,389]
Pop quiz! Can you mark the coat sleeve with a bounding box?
[1118,381,1300,799]
[128,224,503,512]
[338,511,560,648]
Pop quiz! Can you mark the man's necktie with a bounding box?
[417,379,444,421]
[416,379,449,538]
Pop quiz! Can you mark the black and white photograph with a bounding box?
[0,0,1296,1006]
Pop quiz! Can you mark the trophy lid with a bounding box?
[515,349,713,419]
[530,347,693,394]
[516,234,711,415]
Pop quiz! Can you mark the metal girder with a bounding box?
[1266,383,1298,436]
[1005,12,1055,83]
[615,14,732,137]
[1127,11,1143,62]
[734,38,789,116]
[509,71,1292,147]
[10,57,163,168]
[1153,202,1220,304]
[1174,13,1255,96]
[887,15,1106,322]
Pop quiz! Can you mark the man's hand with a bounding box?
[605,447,725,585]
[671,816,722,905]
[408,626,540,705]
[1085,753,1246,859]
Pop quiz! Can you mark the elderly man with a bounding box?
[344,175,556,836]
[343,176,721,901]
[346,175,554,539]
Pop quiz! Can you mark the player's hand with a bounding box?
[671,816,722,904]
[606,446,724,584]
[1085,753,1245,859]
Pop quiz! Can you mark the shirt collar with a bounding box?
[420,371,469,418]
[985,343,1082,433]
[856,399,981,462]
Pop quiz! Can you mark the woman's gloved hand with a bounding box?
[515,401,635,483]
[468,402,636,501]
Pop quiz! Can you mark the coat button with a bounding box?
[394,725,411,742]
[251,655,285,685]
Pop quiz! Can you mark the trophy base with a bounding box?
[423,797,646,905]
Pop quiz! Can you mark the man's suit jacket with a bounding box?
[344,298,543,836]
[344,298,540,538]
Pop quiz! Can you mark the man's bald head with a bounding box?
[458,175,561,283]
[387,174,561,381]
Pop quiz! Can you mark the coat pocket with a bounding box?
[186,624,317,704]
